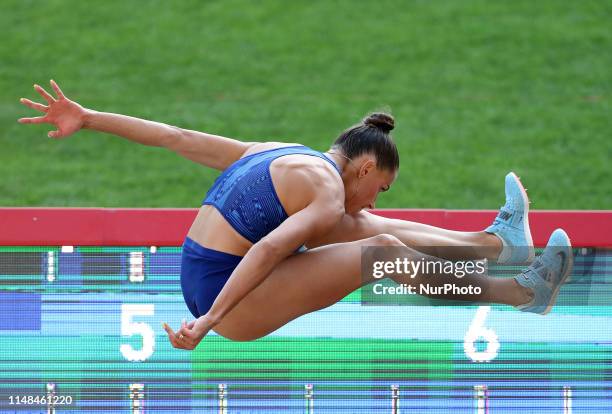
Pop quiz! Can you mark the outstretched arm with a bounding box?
[18,80,257,171]
[83,111,257,171]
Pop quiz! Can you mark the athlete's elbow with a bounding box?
[255,237,286,262]
[316,202,345,232]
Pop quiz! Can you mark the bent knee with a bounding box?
[370,233,404,247]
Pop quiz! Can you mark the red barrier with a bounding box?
[0,208,610,247]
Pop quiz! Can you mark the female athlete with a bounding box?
[18,80,573,350]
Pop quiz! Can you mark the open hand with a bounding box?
[18,80,87,139]
[162,315,213,350]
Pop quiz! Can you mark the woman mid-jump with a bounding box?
[18,81,573,350]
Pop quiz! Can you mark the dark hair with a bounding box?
[331,112,399,171]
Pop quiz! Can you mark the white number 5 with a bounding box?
[120,304,155,362]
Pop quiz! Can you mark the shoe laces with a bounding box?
[492,205,514,225]
[523,258,554,285]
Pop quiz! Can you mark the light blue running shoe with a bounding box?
[514,229,574,315]
[486,172,535,264]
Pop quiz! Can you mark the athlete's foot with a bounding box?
[512,278,535,307]
[514,229,574,315]
[485,172,535,264]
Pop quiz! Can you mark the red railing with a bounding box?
[0,208,610,247]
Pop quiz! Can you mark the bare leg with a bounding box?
[213,234,530,341]
[306,210,502,260]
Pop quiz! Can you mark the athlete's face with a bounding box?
[344,157,397,214]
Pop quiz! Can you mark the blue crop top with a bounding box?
[202,145,342,244]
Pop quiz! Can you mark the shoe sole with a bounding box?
[542,237,574,315]
[509,172,535,263]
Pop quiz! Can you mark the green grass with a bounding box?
[1,0,610,209]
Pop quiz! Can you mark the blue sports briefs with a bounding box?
[180,237,243,318]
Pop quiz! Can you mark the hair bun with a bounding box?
[363,112,394,133]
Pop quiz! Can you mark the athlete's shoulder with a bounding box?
[271,150,344,217]
[274,152,340,186]
[240,142,303,158]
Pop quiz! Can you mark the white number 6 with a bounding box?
[120,304,155,362]
[464,306,499,362]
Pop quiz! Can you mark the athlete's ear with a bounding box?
[358,159,376,179]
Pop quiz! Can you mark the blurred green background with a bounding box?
[2,0,610,209]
